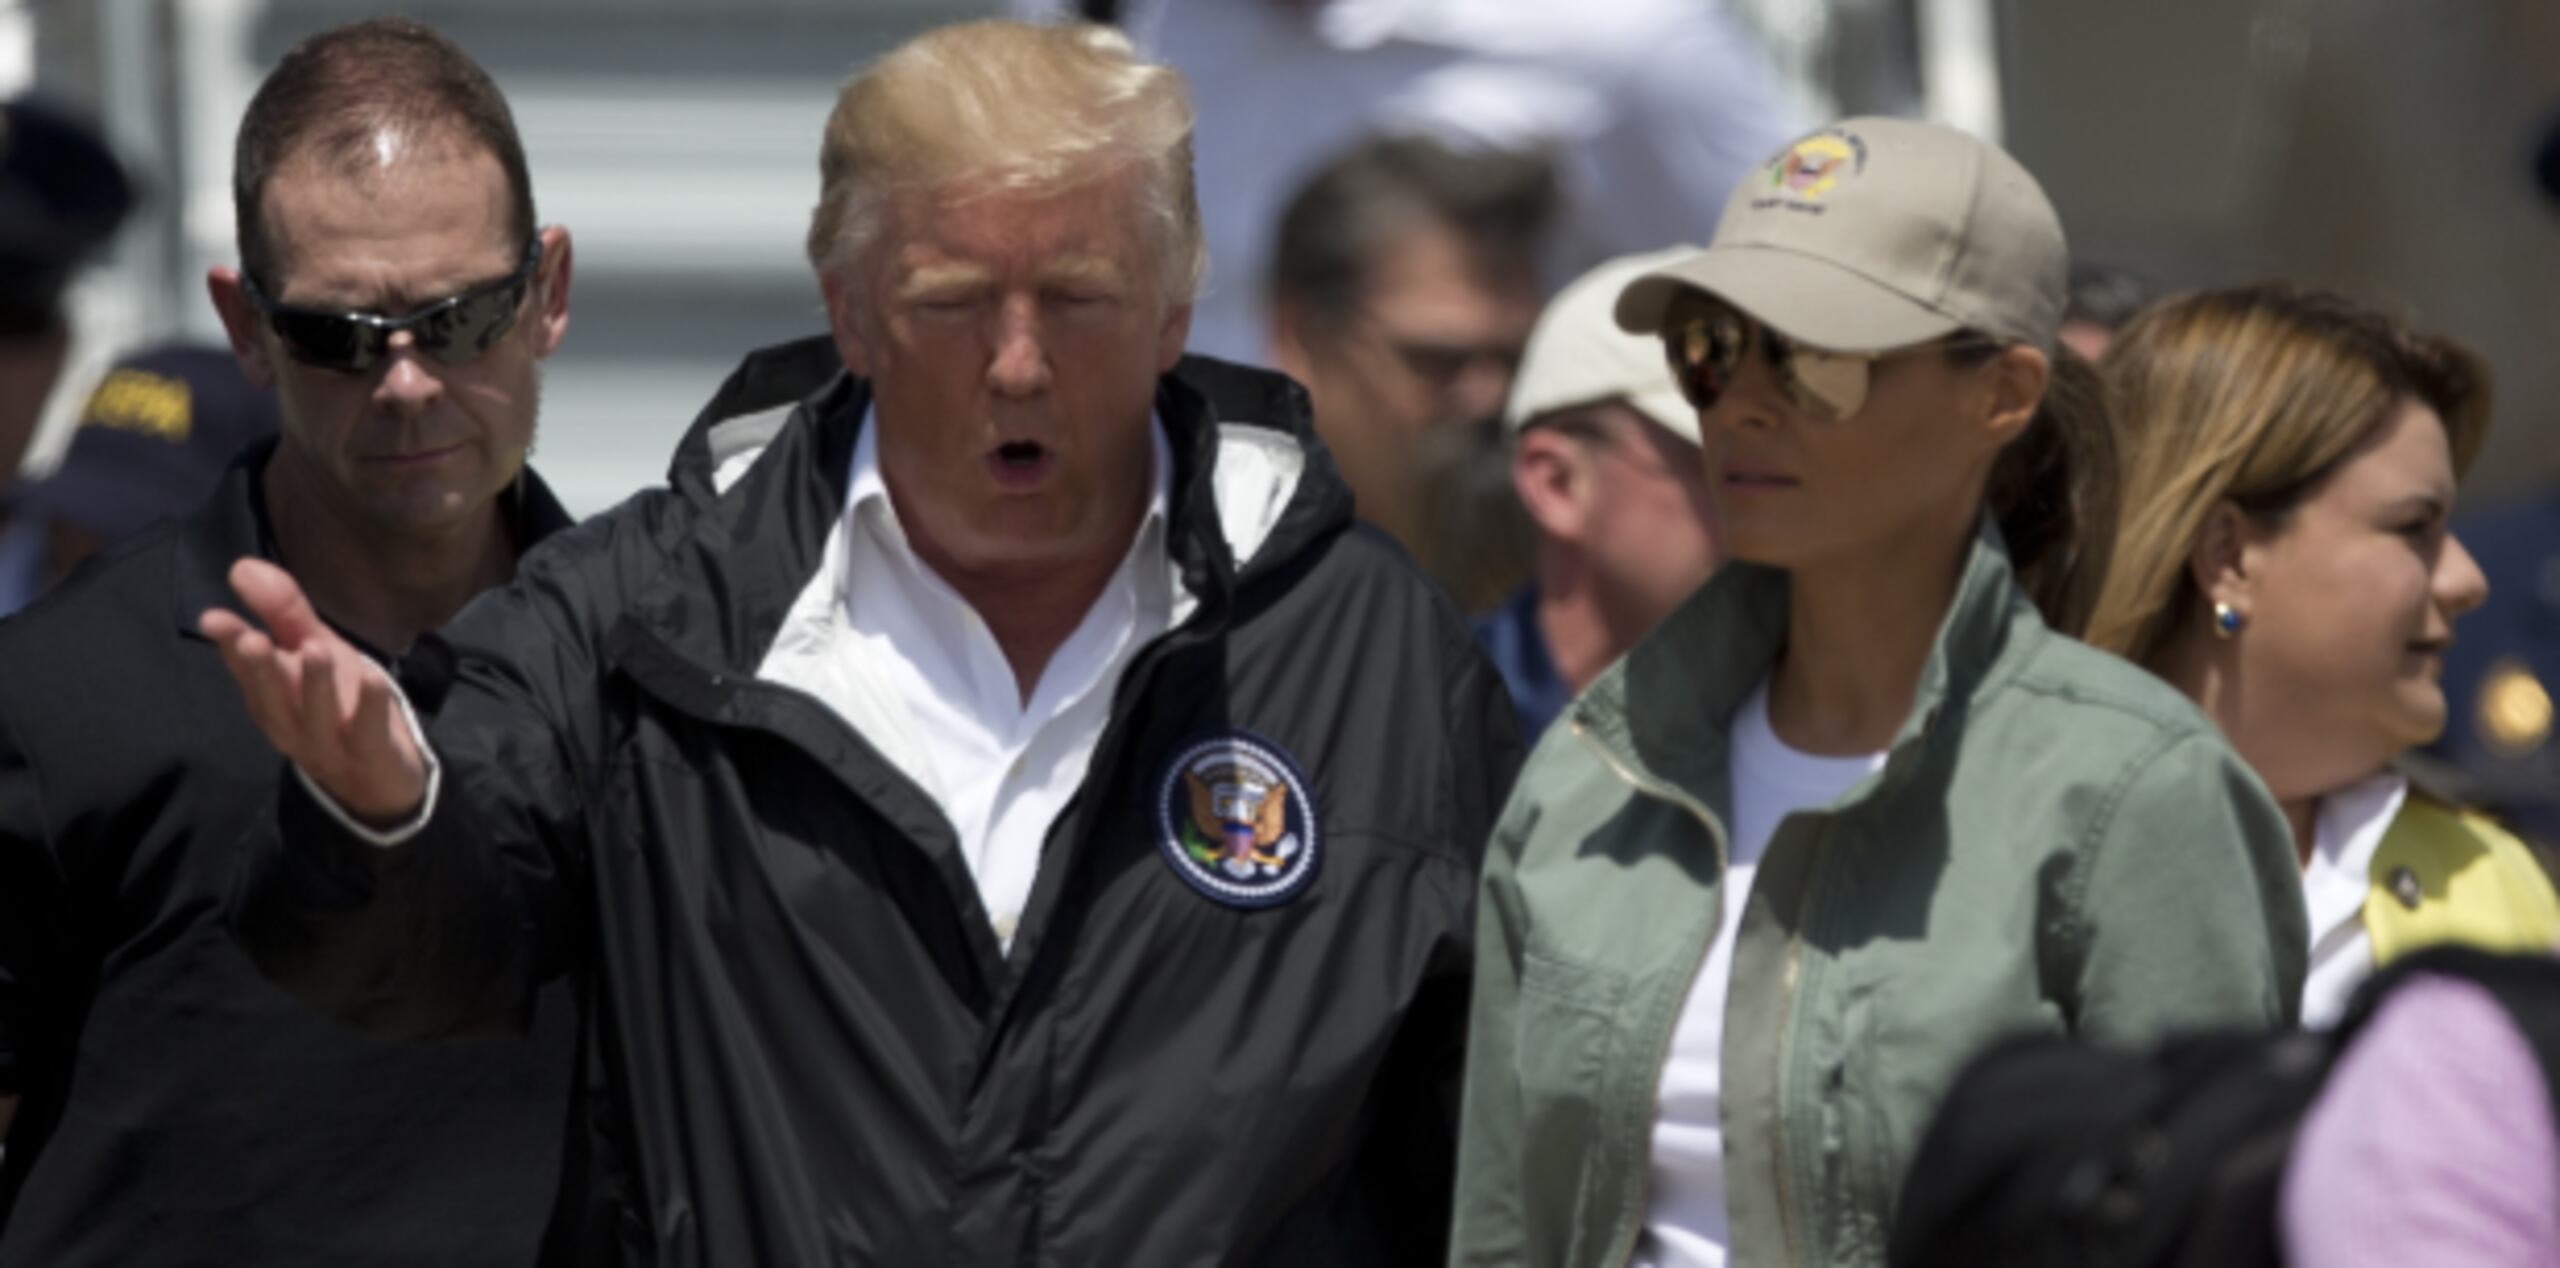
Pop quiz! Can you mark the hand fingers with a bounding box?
[198,607,249,644]
[346,661,419,775]
[300,639,346,758]
[210,621,306,760]
[227,558,332,651]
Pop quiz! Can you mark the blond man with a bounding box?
[202,21,1518,1263]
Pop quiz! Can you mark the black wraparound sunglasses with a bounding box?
[242,236,544,374]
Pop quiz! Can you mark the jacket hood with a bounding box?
[667,334,1354,594]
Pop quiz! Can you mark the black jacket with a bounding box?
[234,344,1523,1266]
[0,442,577,1266]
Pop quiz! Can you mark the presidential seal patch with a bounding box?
[1156,732,1320,909]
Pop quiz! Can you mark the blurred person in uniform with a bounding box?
[0,344,278,614]
[1266,133,1555,565]
[0,96,132,482]
[0,19,576,1264]
[200,20,1517,1263]
[2425,115,2560,846]
[1020,0,1804,364]
[1474,246,1719,740]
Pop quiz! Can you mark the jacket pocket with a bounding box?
[1514,943,1629,1267]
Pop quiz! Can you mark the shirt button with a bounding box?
[994,913,1019,941]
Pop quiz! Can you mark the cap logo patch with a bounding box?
[1156,732,1320,909]
[80,368,191,442]
[1758,131,1867,212]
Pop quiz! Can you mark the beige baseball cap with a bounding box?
[1504,247,1703,445]
[1615,117,2067,353]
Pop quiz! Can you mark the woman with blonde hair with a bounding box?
[2088,282,2560,1026]
[1448,119,2305,1268]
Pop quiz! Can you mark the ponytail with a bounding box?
[1987,344,2117,637]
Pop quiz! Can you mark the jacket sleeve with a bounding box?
[0,699,52,1096]
[228,495,677,1042]
[2060,732,2309,1040]
[1352,632,1523,1263]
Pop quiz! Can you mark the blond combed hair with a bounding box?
[2085,283,2491,667]
[806,19,1205,299]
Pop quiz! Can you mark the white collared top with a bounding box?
[2299,769,2410,1028]
[770,410,1177,951]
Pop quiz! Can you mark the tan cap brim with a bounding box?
[1614,244,1967,353]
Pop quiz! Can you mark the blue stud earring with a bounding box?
[2212,601,2246,638]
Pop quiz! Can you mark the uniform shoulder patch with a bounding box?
[1155,731,1320,909]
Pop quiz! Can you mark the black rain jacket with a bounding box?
[231,342,1522,1265]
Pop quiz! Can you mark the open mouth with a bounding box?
[986,440,1056,488]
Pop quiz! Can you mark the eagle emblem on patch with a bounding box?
[1155,732,1320,909]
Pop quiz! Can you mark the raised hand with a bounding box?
[199,558,429,828]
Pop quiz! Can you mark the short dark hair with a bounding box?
[1268,134,1558,326]
[2062,261,2155,334]
[232,17,534,290]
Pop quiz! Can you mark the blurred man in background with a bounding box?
[1022,0,1803,363]
[0,344,277,613]
[0,96,132,486]
[0,19,575,1264]
[1267,134,1554,570]
[1474,248,1720,739]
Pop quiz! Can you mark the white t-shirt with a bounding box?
[1632,680,1886,1268]
[2299,770,2408,1028]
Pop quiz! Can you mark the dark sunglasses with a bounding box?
[242,237,544,374]
[1661,296,2004,423]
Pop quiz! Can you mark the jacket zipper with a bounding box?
[1769,844,1822,1266]
[1569,719,1731,1268]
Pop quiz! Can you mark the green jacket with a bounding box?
[1450,524,2307,1267]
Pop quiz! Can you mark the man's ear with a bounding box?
[2189,500,2257,618]
[1510,425,1591,544]
[821,270,873,380]
[206,267,276,391]
[528,225,574,360]
[1155,298,1192,375]
[1980,343,2050,452]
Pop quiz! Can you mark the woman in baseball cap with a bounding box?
[1452,119,2305,1268]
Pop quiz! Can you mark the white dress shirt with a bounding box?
[2299,770,2407,1028]
[815,413,1175,949]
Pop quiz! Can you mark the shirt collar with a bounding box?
[2305,768,2412,940]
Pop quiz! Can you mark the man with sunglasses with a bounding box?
[201,18,1519,1264]
[0,19,574,1264]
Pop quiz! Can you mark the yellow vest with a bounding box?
[2364,794,2560,964]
